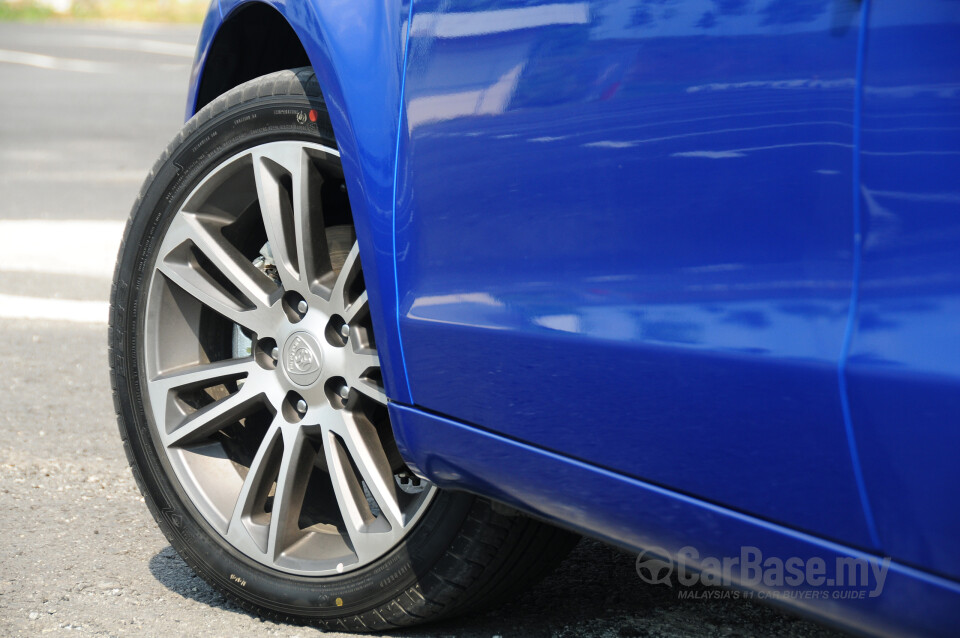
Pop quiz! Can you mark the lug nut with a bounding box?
[339,386,351,401]
[297,299,308,314]
[271,347,279,361]
[340,324,350,339]
[295,399,307,414]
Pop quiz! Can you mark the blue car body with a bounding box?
[187,0,960,634]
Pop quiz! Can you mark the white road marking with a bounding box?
[0,293,107,324]
[0,220,125,278]
[2,170,146,184]
[75,35,196,58]
[0,48,119,73]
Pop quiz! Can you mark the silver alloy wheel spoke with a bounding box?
[322,429,373,558]
[150,357,257,394]
[148,358,260,446]
[157,258,268,336]
[332,242,361,308]
[226,419,283,553]
[328,414,404,528]
[290,149,333,295]
[267,425,311,561]
[172,212,278,309]
[163,381,264,448]
[347,358,388,405]
[157,214,278,336]
[143,140,435,576]
[252,145,332,297]
[341,289,368,325]
[252,148,302,292]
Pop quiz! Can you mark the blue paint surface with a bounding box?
[185,0,960,632]
[396,0,872,547]
[847,0,960,581]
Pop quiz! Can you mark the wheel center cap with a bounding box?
[282,331,323,386]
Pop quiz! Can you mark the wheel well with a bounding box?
[195,3,311,113]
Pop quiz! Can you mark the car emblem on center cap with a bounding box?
[282,332,323,386]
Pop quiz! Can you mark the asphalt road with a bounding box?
[0,21,846,638]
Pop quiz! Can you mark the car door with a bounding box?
[395,0,875,547]
[847,0,960,579]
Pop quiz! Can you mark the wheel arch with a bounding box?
[187,0,416,404]
[192,3,311,113]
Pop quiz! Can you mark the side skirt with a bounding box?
[389,403,960,638]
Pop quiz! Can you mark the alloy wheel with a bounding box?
[140,141,435,576]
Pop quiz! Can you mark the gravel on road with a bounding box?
[0,321,844,637]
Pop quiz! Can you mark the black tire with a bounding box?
[109,67,578,631]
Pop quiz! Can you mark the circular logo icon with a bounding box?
[282,332,323,386]
[635,547,674,587]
